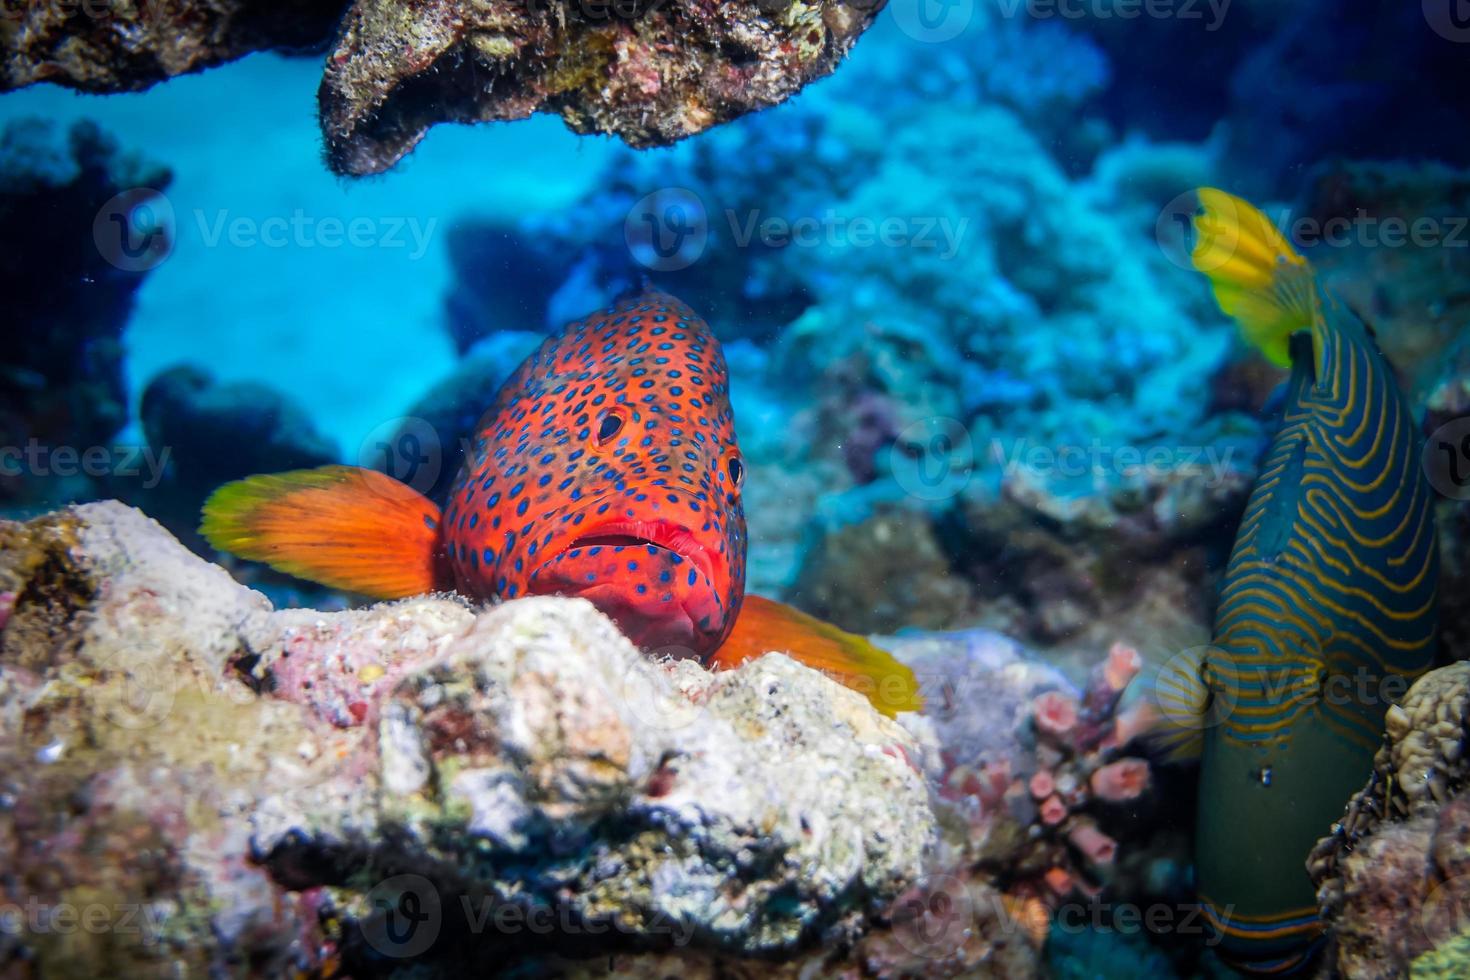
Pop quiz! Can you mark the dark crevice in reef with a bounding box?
[322,42,509,178]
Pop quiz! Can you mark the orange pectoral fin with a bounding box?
[711,595,924,717]
[199,465,447,599]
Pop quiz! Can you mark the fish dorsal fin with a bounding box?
[1191,187,1321,369]
[709,595,924,717]
[200,465,447,598]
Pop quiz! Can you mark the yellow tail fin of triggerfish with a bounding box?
[710,595,924,717]
[200,465,447,599]
[1191,187,1319,368]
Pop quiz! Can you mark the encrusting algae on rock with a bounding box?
[1308,661,1470,979]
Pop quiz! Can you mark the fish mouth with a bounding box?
[562,518,719,592]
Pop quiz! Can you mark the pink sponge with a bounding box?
[1089,759,1151,803]
[1033,690,1078,741]
[1104,642,1143,692]
[1068,820,1118,867]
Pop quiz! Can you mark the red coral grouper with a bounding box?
[200,290,920,715]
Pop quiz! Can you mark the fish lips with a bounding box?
[526,516,729,658]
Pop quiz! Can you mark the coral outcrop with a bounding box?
[0,502,934,974]
[1308,662,1470,979]
[897,632,1167,901]
[0,118,170,507]
[791,509,971,634]
[4,0,886,176]
[0,0,346,92]
[317,0,887,176]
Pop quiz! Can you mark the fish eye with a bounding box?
[595,411,624,446]
[727,456,744,488]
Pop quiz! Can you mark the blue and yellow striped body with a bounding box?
[1186,190,1439,974]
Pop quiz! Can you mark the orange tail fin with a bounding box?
[200,465,448,599]
[710,595,924,717]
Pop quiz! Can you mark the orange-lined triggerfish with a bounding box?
[1158,189,1439,973]
[200,289,921,716]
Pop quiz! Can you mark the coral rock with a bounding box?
[884,628,1167,930]
[317,0,888,176]
[0,501,935,973]
[0,119,170,504]
[1309,662,1470,978]
[1089,759,1149,803]
[790,508,973,634]
[1,1,346,93]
